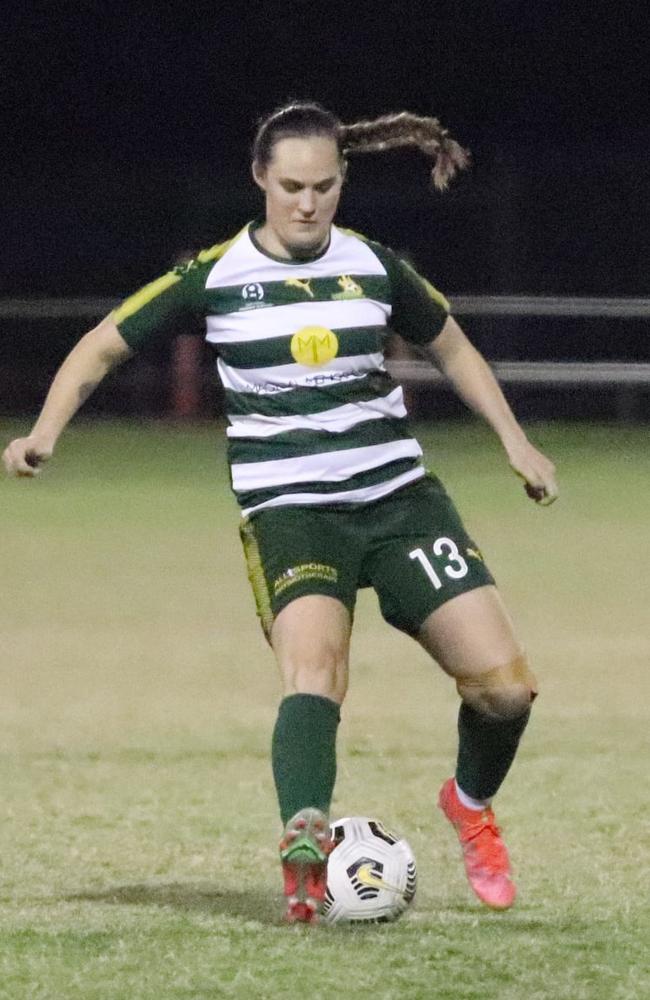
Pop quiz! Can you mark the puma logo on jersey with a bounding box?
[285,277,314,298]
[466,547,484,561]
[332,275,364,299]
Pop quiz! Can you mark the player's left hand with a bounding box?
[506,438,558,506]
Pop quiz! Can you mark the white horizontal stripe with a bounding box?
[205,225,388,288]
[241,467,425,518]
[217,353,386,395]
[205,298,391,344]
[231,439,422,491]
[226,387,407,438]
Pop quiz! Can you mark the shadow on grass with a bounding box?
[67,881,280,925]
[65,885,586,936]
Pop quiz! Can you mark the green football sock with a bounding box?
[455,702,531,801]
[272,693,341,826]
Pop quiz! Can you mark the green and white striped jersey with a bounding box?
[113,222,449,517]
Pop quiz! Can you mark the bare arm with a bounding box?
[427,316,558,505]
[2,315,132,477]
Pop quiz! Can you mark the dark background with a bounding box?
[2,1,649,415]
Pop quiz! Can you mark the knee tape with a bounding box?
[455,654,538,705]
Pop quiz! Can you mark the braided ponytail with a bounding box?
[253,103,469,192]
[340,112,469,191]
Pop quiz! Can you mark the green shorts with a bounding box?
[239,474,495,639]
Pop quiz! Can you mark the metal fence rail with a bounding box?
[387,360,650,385]
[2,296,648,418]
[451,296,650,319]
[3,294,650,320]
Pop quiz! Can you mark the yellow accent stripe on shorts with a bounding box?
[239,517,274,640]
[112,270,182,324]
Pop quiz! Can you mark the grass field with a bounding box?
[1,418,648,1000]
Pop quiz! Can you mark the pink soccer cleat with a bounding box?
[438,777,517,910]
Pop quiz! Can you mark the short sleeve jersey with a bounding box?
[113,222,449,517]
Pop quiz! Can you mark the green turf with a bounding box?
[1,418,648,999]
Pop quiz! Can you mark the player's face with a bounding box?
[253,135,345,259]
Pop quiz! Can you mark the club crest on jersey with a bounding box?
[332,275,364,300]
[285,277,314,298]
[241,282,265,303]
[290,326,339,367]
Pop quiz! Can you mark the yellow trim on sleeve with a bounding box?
[338,226,449,312]
[337,225,370,243]
[398,257,450,312]
[113,224,251,325]
[112,270,182,324]
[196,224,251,264]
[418,274,450,312]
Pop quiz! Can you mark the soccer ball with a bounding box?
[322,816,417,924]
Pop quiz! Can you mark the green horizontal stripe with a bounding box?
[235,457,423,509]
[217,326,387,370]
[228,417,412,465]
[205,274,390,314]
[224,371,398,417]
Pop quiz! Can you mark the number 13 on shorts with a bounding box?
[409,537,469,590]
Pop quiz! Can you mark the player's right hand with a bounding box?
[2,437,53,477]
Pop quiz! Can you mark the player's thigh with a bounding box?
[417,584,523,678]
[365,475,495,639]
[239,505,360,703]
[239,505,360,639]
[271,594,352,702]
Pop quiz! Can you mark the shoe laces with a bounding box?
[460,815,509,874]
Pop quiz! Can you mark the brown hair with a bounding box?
[252,102,469,191]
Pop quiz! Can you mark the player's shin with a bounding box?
[272,693,340,823]
[455,701,531,800]
[454,655,538,799]
[439,702,532,910]
[439,656,537,909]
[272,693,339,922]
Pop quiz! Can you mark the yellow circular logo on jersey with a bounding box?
[290,326,339,367]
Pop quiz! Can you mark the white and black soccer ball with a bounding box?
[322,816,417,924]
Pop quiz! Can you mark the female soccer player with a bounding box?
[3,103,557,923]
